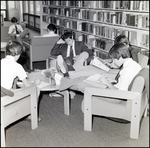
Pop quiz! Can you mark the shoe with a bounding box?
[49,93,62,97]
[56,55,68,74]
[69,91,76,99]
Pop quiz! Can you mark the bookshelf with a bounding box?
[40,1,149,59]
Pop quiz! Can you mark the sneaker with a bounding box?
[56,55,68,74]
[70,91,76,99]
[49,93,62,97]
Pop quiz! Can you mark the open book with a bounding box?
[83,74,108,88]
[90,56,110,72]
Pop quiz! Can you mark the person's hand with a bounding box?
[109,62,119,69]
[57,39,65,44]
[98,76,109,86]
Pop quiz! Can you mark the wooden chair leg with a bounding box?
[84,93,92,131]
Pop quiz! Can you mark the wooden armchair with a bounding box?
[82,67,149,139]
[1,85,38,147]
[23,36,59,70]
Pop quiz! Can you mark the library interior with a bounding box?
[1,1,149,147]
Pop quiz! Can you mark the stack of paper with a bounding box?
[83,74,107,88]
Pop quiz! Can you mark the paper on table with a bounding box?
[83,74,107,88]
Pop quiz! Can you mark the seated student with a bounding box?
[1,40,41,121]
[51,31,94,72]
[42,23,59,37]
[1,40,30,90]
[8,17,30,45]
[8,17,30,68]
[114,34,141,63]
[99,42,142,91]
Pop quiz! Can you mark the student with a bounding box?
[1,40,41,121]
[1,40,30,90]
[42,23,59,37]
[8,17,30,68]
[99,42,142,91]
[8,17,30,45]
[114,34,141,63]
[51,31,94,72]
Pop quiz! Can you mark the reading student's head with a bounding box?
[6,40,23,57]
[114,35,130,46]
[47,23,57,34]
[109,43,131,60]
[11,17,18,24]
[61,31,73,46]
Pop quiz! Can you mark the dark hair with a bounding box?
[114,35,130,45]
[47,23,57,34]
[109,43,131,59]
[61,31,72,41]
[6,40,23,56]
[11,17,18,23]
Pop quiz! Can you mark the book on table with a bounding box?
[83,74,107,88]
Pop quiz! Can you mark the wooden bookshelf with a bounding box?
[40,1,149,59]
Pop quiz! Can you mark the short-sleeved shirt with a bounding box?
[114,58,142,91]
[42,31,59,37]
[8,24,24,35]
[1,55,27,90]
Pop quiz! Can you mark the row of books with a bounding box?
[54,25,149,52]
[42,1,149,11]
[47,16,149,48]
[46,7,149,29]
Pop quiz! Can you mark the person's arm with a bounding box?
[22,78,32,87]
[98,76,118,90]
[51,41,65,56]
[8,26,16,37]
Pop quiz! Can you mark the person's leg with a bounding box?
[73,52,89,70]
[20,29,30,39]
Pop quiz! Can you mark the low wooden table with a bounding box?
[27,71,70,115]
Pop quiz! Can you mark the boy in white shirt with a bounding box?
[1,40,30,90]
[99,43,142,91]
[8,17,30,45]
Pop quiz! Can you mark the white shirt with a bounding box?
[8,24,23,35]
[1,55,27,90]
[114,58,142,91]
[42,31,59,37]
[66,40,76,57]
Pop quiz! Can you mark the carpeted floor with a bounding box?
[5,91,149,147]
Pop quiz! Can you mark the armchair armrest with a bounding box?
[84,87,141,101]
[84,76,145,101]
[2,84,36,106]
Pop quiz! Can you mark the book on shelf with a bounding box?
[129,31,137,45]
[90,56,110,72]
[97,12,104,22]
